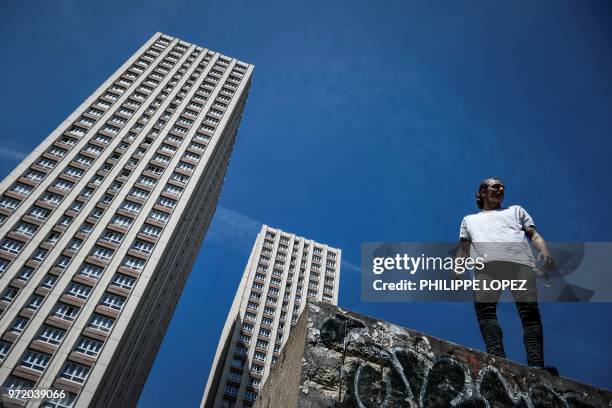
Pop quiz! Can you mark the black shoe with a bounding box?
[544,366,560,377]
[531,365,560,377]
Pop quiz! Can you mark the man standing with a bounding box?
[457,177,555,370]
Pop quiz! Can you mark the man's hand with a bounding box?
[536,251,554,281]
[537,250,555,272]
[452,267,464,280]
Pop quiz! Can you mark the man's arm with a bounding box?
[525,226,555,272]
[454,238,471,278]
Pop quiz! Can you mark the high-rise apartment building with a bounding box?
[201,225,341,408]
[0,33,253,407]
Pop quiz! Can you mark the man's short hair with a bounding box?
[476,177,502,209]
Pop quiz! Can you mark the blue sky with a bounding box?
[1,0,612,406]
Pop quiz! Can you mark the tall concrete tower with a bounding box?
[0,32,253,407]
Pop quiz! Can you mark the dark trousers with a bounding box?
[474,262,544,367]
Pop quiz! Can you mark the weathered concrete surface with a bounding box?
[255,302,612,408]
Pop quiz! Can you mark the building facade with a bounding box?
[201,225,341,408]
[0,33,253,407]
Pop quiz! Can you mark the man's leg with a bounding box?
[512,266,544,367]
[474,301,506,357]
[474,266,505,358]
[515,302,544,367]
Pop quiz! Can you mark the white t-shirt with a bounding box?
[459,205,536,267]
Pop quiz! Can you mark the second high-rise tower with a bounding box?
[202,225,341,408]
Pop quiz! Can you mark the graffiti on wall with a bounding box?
[318,313,599,408]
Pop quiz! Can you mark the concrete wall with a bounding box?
[254,303,308,408]
[255,302,612,408]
